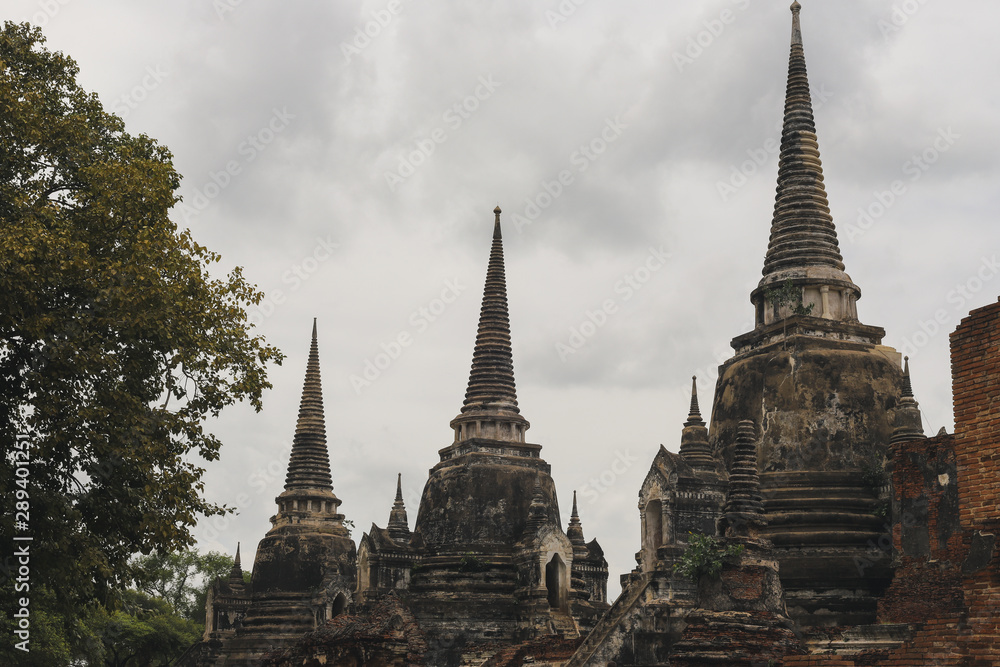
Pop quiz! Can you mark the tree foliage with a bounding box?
[0,18,282,637]
[673,532,745,582]
[133,549,236,623]
[763,279,814,317]
[83,589,203,667]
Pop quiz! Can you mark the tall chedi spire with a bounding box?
[450,206,530,444]
[284,318,333,491]
[269,320,347,532]
[247,318,354,611]
[748,1,869,334]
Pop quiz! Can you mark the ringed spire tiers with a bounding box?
[679,376,715,470]
[449,206,530,445]
[269,320,347,533]
[748,2,869,335]
[284,318,334,491]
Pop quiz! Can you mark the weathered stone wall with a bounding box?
[710,340,901,474]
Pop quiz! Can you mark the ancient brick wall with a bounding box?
[872,298,1000,666]
[951,298,1000,531]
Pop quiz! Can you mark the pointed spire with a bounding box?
[685,375,704,427]
[901,355,914,398]
[761,2,846,277]
[387,473,410,541]
[567,490,586,547]
[228,542,245,591]
[680,376,715,470]
[493,204,502,239]
[284,319,334,491]
[723,420,765,537]
[892,356,926,444]
[450,207,530,446]
[790,1,802,45]
[462,206,519,414]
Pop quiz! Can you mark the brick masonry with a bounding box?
[872,297,1000,665]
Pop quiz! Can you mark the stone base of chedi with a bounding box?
[671,421,806,666]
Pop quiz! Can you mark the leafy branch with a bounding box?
[763,279,814,317]
[673,532,744,582]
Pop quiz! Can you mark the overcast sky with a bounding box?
[13,0,1000,601]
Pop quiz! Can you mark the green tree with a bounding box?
[133,549,236,623]
[83,589,203,667]
[673,532,744,582]
[0,20,282,659]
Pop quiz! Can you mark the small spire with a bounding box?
[387,473,410,541]
[228,542,245,591]
[493,205,502,239]
[891,356,925,444]
[790,2,802,46]
[902,356,914,398]
[684,376,704,427]
[680,376,715,470]
[567,490,586,547]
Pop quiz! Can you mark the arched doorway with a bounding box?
[332,593,347,617]
[545,554,567,610]
[645,499,663,551]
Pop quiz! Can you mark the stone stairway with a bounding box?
[548,609,580,639]
[564,572,654,666]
